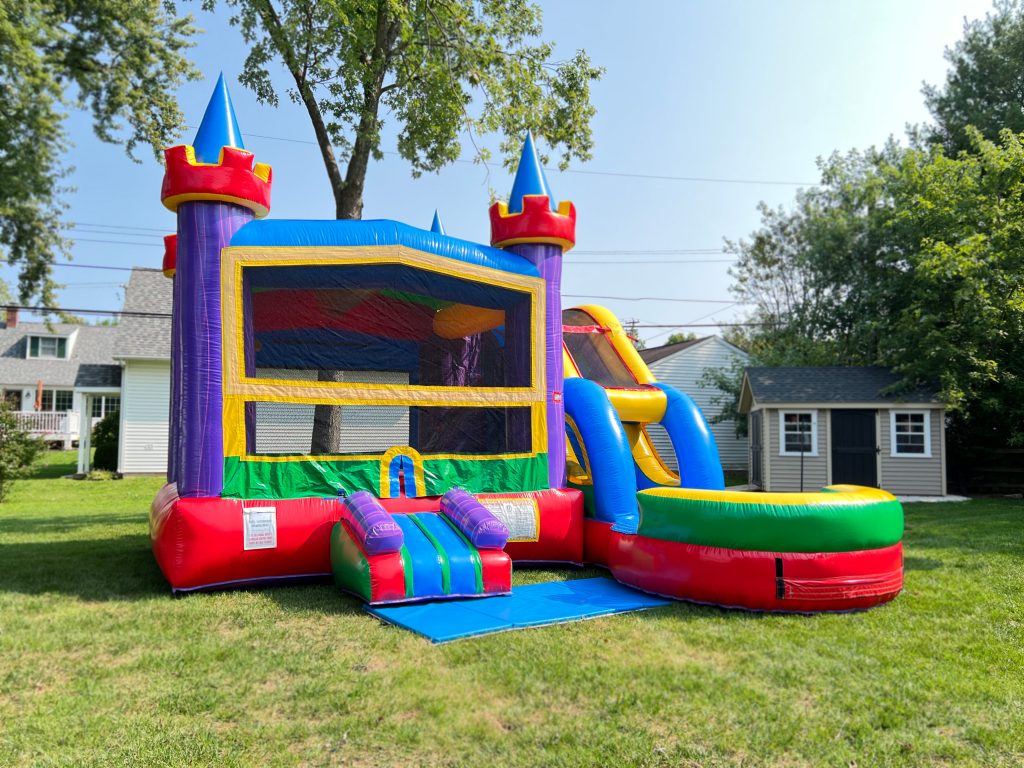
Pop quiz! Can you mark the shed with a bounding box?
[739,366,947,496]
[640,336,749,471]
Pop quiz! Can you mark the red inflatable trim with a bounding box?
[582,518,615,567]
[162,234,177,278]
[161,145,272,217]
[151,487,581,592]
[606,533,903,612]
[151,492,340,592]
[489,195,576,250]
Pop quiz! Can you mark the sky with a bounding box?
[18,0,994,345]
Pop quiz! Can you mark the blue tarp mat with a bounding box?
[365,577,671,643]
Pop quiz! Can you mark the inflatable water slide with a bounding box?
[149,75,902,617]
[562,306,905,612]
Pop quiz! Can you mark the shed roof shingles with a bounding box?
[745,366,939,404]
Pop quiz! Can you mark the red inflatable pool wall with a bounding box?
[606,534,904,613]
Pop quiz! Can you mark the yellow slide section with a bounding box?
[562,304,680,488]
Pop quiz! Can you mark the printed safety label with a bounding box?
[243,506,278,550]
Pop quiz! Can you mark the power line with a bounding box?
[6,304,171,319]
[235,129,815,187]
[72,237,163,248]
[563,293,739,305]
[566,259,735,265]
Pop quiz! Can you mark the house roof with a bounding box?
[0,322,121,389]
[639,335,750,366]
[742,366,940,408]
[113,268,173,360]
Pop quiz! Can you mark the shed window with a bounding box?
[779,410,817,456]
[891,410,931,457]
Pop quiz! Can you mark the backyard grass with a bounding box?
[0,453,1021,767]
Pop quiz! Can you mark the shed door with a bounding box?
[749,411,763,487]
[830,409,877,487]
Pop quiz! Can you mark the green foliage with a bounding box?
[699,356,748,438]
[922,0,1024,154]
[203,0,603,219]
[729,130,1024,446]
[0,0,199,305]
[91,408,119,472]
[0,399,44,501]
[665,332,697,345]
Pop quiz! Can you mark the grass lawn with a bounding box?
[1,453,1021,767]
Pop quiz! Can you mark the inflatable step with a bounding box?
[330,490,511,605]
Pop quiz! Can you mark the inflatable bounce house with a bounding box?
[150,76,904,613]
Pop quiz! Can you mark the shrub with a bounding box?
[0,400,45,501]
[92,409,120,472]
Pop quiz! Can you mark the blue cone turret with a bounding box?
[430,210,446,235]
[192,72,245,163]
[507,132,556,213]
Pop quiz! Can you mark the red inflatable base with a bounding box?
[150,485,583,592]
[606,533,904,613]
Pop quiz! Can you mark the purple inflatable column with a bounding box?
[489,133,576,489]
[160,75,273,498]
[510,242,565,487]
[175,201,253,497]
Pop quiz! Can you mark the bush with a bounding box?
[0,401,45,501]
[92,409,120,472]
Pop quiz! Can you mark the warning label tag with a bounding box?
[243,506,277,550]
[478,497,539,542]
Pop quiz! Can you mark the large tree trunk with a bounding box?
[263,0,399,454]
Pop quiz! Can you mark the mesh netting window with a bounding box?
[249,403,532,456]
[562,308,638,388]
[244,263,532,388]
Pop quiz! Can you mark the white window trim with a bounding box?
[26,334,69,360]
[779,410,818,457]
[890,410,932,458]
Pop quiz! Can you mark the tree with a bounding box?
[208,0,603,449]
[922,1,1024,154]
[0,399,44,501]
[210,0,603,219]
[91,408,120,472]
[728,130,1024,447]
[665,332,697,345]
[0,1,199,306]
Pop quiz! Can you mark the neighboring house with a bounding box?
[639,336,749,471]
[111,268,173,475]
[739,366,947,496]
[0,308,121,455]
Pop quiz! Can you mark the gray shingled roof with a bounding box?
[113,268,173,360]
[744,366,939,404]
[638,337,708,365]
[0,322,121,388]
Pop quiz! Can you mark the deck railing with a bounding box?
[13,410,81,440]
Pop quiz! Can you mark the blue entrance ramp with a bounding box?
[365,577,671,643]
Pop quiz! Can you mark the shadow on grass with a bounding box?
[0,514,139,535]
[29,458,79,480]
[0,533,167,601]
[0,525,366,615]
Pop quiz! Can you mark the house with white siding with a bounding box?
[739,366,947,496]
[0,309,121,460]
[110,269,172,475]
[639,336,749,471]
